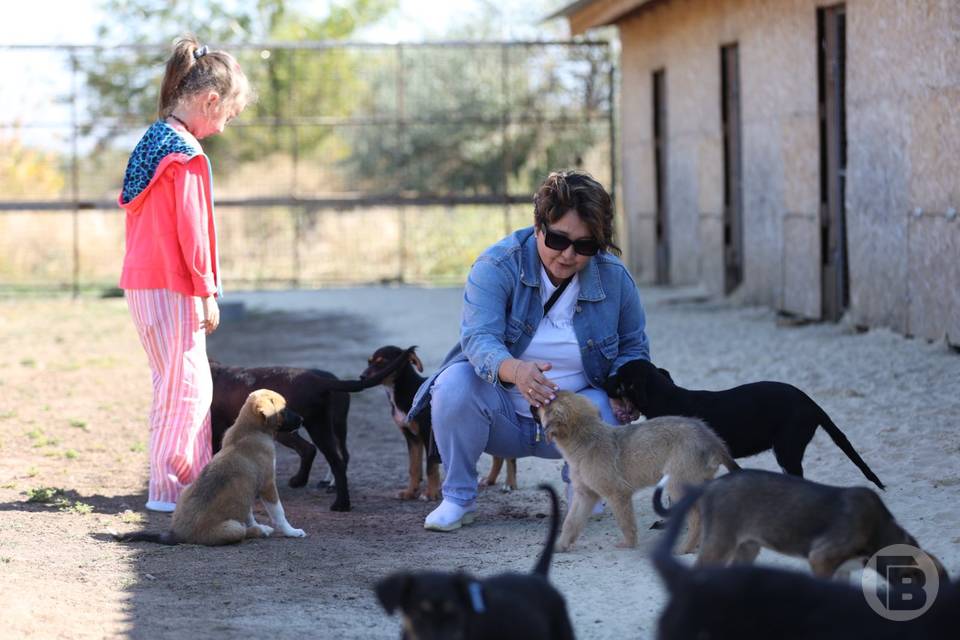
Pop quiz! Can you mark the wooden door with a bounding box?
[818,5,849,321]
[721,44,744,294]
[652,69,670,285]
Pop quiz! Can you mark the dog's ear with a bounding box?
[374,572,413,614]
[252,391,281,428]
[408,349,424,373]
[657,367,674,383]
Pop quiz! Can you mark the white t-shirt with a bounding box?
[509,267,589,417]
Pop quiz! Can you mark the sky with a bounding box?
[0,0,569,45]
[0,0,573,150]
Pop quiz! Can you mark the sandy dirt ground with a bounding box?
[1,286,958,639]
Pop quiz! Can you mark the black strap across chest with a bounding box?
[543,277,572,316]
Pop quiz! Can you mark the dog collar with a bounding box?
[467,581,486,614]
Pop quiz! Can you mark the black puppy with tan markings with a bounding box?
[374,484,574,640]
[605,358,885,489]
[651,481,955,640]
[536,391,739,553]
[362,345,517,500]
[653,469,948,580]
[116,389,307,546]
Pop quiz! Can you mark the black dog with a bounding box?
[605,359,884,489]
[361,345,442,500]
[652,485,955,639]
[209,349,411,512]
[375,484,575,640]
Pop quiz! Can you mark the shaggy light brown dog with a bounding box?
[537,391,738,553]
[117,389,307,546]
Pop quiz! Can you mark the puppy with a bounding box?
[116,389,307,545]
[374,484,574,640]
[362,345,516,499]
[605,358,884,489]
[362,345,443,500]
[537,391,739,552]
[652,484,955,640]
[210,349,408,511]
[653,469,948,580]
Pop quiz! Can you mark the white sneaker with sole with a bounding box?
[424,499,477,532]
[145,500,176,513]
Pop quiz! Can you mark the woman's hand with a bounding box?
[201,295,220,335]
[501,359,558,408]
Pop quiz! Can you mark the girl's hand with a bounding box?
[201,295,220,334]
[514,360,558,408]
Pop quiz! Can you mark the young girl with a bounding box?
[119,35,254,512]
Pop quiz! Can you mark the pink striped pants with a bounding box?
[126,288,213,504]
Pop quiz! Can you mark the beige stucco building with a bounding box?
[556,0,959,345]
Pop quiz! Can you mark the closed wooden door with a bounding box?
[721,44,744,294]
[818,5,849,321]
[652,69,670,285]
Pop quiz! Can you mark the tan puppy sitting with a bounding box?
[537,391,738,553]
[117,389,307,545]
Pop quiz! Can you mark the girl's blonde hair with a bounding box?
[158,34,255,119]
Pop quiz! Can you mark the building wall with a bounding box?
[615,0,960,342]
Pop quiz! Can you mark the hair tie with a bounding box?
[193,45,209,60]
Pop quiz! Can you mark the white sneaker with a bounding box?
[145,500,176,513]
[424,499,477,532]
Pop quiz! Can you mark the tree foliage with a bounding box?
[81,0,395,165]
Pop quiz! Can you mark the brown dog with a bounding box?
[653,469,949,580]
[537,391,739,552]
[116,389,307,546]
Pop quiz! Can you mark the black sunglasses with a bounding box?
[542,226,602,256]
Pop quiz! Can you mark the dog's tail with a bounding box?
[813,403,885,490]
[532,483,561,578]
[320,346,417,392]
[651,480,704,592]
[113,530,179,545]
[716,446,741,474]
[652,475,673,518]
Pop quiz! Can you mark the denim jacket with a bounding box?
[409,226,650,419]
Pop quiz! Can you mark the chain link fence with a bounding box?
[0,40,615,293]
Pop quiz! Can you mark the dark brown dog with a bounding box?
[209,350,408,512]
[374,484,574,640]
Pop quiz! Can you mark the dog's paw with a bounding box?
[615,539,638,549]
[556,542,572,553]
[398,489,420,500]
[288,474,308,488]
[330,500,351,512]
[255,524,274,537]
[282,527,306,538]
[478,477,493,487]
[422,491,441,502]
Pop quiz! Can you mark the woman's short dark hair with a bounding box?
[533,170,621,256]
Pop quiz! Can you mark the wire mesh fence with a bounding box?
[0,40,615,293]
